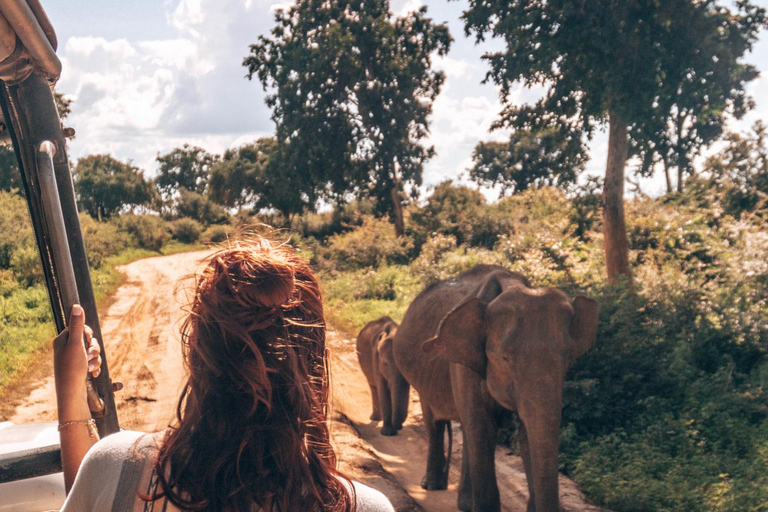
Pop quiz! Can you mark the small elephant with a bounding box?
[356,316,409,436]
[393,265,598,512]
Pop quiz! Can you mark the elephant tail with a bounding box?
[444,420,453,482]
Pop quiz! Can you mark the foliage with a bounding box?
[0,191,43,286]
[202,224,235,244]
[78,213,129,269]
[318,215,413,270]
[245,0,451,229]
[208,138,304,220]
[464,0,767,279]
[469,128,584,196]
[171,218,203,244]
[0,145,21,193]
[464,0,766,176]
[174,188,229,225]
[116,214,171,252]
[311,178,768,511]
[703,121,768,218]
[409,181,487,247]
[73,154,156,219]
[155,144,217,198]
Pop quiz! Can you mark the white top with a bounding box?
[61,430,395,512]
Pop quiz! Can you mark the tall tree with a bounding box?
[74,154,155,220]
[462,0,766,281]
[155,144,217,198]
[245,0,451,235]
[469,127,585,196]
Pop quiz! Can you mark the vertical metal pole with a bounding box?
[36,140,105,416]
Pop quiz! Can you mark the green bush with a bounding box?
[171,218,203,244]
[175,188,229,225]
[117,214,170,251]
[79,213,128,268]
[202,224,234,244]
[319,215,413,270]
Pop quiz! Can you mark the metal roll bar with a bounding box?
[0,0,60,81]
[37,141,105,415]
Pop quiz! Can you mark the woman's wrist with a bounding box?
[56,384,91,423]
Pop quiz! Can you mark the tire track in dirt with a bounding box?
[9,251,208,431]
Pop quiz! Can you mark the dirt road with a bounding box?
[9,251,604,511]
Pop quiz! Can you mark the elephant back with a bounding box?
[356,316,397,383]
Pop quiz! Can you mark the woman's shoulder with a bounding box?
[60,430,152,511]
[351,481,396,512]
[90,429,147,454]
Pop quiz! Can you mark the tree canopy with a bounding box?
[155,144,217,197]
[469,127,585,196]
[73,154,155,219]
[208,138,306,220]
[245,0,451,234]
[462,0,767,280]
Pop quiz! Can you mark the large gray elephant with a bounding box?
[393,265,598,512]
[356,316,409,436]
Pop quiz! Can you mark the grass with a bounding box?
[320,265,421,336]
[0,241,203,400]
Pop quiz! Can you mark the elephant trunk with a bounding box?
[522,410,562,512]
[393,372,410,429]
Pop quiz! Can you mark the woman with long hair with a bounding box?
[55,239,394,511]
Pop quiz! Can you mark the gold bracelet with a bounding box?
[58,419,98,439]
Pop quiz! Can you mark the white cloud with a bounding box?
[393,0,423,16]
[434,55,471,79]
[58,0,275,173]
[169,0,205,36]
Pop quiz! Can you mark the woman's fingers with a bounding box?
[87,338,101,377]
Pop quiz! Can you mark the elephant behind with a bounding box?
[393,265,598,512]
[356,316,409,436]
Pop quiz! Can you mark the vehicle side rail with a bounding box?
[0,445,61,484]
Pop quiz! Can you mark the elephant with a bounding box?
[393,265,598,512]
[356,316,410,436]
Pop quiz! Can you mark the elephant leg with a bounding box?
[393,373,410,430]
[421,404,449,490]
[369,382,381,422]
[457,432,472,512]
[377,376,397,436]
[464,410,500,511]
[453,368,500,512]
[518,422,536,512]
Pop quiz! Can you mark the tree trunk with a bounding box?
[602,111,632,282]
[391,182,405,237]
[677,165,684,193]
[663,160,672,194]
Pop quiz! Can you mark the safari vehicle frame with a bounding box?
[0,0,119,497]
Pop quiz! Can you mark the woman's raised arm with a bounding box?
[53,304,102,492]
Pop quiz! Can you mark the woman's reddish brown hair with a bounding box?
[151,238,353,511]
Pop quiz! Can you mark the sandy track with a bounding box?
[10,250,209,430]
[9,250,604,511]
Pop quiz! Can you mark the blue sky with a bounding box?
[43,0,768,199]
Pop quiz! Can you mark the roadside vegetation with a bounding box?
[0,0,766,510]
[299,168,768,512]
[0,188,206,398]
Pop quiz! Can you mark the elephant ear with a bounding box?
[570,296,599,361]
[423,298,488,378]
[476,273,504,303]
